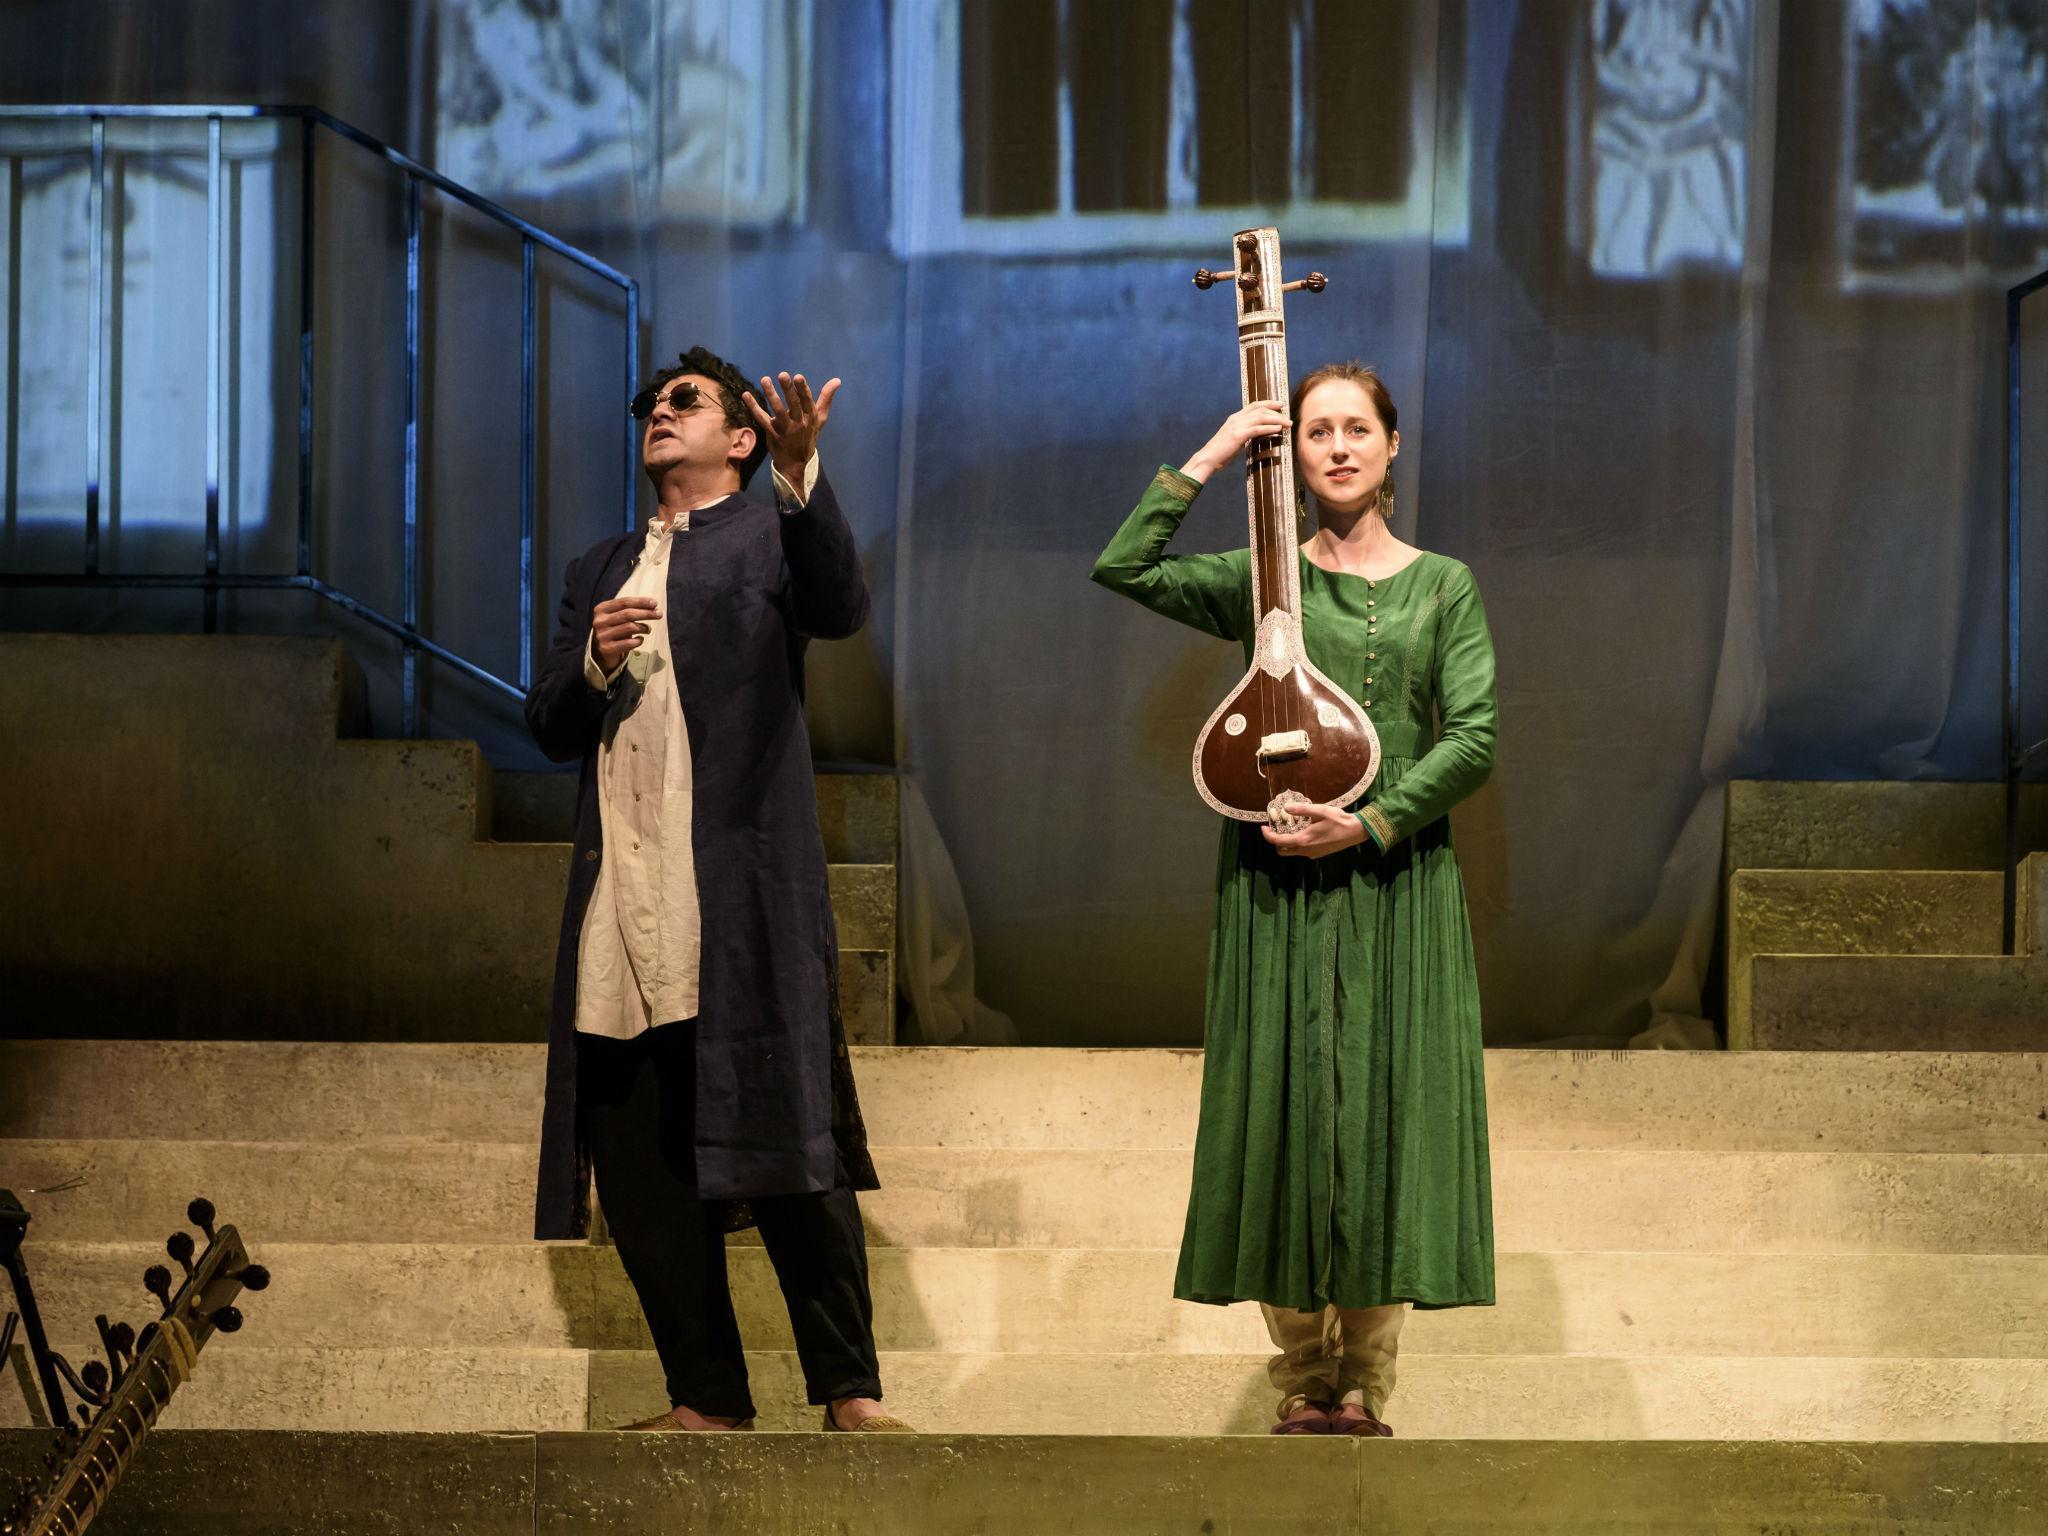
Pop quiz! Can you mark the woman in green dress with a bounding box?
[1091,363,1496,1437]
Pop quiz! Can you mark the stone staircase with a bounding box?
[5,1042,2046,1445]
[6,655,2048,1529]
[1725,781,2048,1049]
[4,1041,2047,1528]
[0,633,898,1044]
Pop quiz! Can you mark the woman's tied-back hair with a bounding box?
[644,345,768,489]
[1290,361,1398,518]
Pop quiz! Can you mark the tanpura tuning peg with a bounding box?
[95,1314,131,1375]
[1192,267,1231,290]
[1282,272,1328,294]
[1236,232,1258,252]
[80,1361,108,1399]
[166,1231,195,1277]
[209,1306,243,1334]
[232,1264,271,1293]
[143,1264,172,1314]
[187,1198,217,1242]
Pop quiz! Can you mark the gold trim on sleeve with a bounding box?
[1361,804,1399,850]
[1152,465,1203,502]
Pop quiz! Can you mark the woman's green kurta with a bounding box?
[1093,466,1497,1313]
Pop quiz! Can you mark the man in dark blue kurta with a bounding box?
[525,346,901,1432]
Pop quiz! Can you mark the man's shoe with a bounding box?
[619,1405,754,1431]
[824,1400,916,1433]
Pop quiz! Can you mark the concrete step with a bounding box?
[11,1141,2047,1251]
[26,1243,2048,1359]
[6,1343,2045,1439]
[1749,955,2048,1050]
[1724,869,2003,1049]
[8,1041,2045,1153]
[6,1433,2044,1536]
[1725,779,2048,873]
[840,945,894,1045]
[0,1344,588,1433]
[589,1348,2048,1441]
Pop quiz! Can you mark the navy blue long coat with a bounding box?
[524,476,879,1239]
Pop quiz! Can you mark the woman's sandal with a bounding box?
[1269,1397,1334,1435]
[1329,1403,1394,1437]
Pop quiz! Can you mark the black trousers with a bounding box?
[578,1026,883,1421]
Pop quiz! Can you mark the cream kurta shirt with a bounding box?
[573,455,818,1039]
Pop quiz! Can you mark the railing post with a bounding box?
[297,115,316,580]
[84,116,104,574]
[204,115,222,634]
[403,174,422,739]
[625,278,639,534]
[2007,281,2030,955]
[520,237,536,692]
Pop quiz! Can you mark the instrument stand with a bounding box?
[1,1188,68,1428]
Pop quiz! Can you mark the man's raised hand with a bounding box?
[745,371,841,486]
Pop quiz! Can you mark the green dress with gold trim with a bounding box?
[1092,466,1497,1312]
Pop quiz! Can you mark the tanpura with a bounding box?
[1190,227,1380,828]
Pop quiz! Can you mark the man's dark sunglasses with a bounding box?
[629,380,712,420]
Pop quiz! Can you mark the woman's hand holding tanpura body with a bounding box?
[1263,802,1372,858]
[1181,401,1290,484]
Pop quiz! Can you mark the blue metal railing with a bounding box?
[0,104,641,734]
[2005,262,2048,950]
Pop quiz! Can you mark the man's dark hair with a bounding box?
[645,345,767,489]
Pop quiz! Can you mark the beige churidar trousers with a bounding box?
[1261,1303,1407,1418]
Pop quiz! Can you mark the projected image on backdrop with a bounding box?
[1845,0,2048,290]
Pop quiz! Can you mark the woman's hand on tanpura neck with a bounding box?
[1262,802,1372,858]
[1181,400,1290,483]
